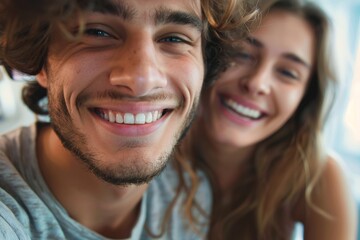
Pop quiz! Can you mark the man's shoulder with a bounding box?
[0,124,36,175]
[0,124,35,155]
[0,124,70,240]
[0,185,68,240]
[0,200,31,240]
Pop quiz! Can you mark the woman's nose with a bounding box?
[240,62,271,96]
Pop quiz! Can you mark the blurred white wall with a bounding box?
[0,66,36,134]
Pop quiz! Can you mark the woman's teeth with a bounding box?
[224,99,261,119]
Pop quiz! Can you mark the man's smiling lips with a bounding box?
[89,106,174,137]
[83,95,181,136]
[94,108,165,125]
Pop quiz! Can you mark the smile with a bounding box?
[94,108,165,125]
[223,98,262,120]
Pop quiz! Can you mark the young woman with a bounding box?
[176,0,357,239]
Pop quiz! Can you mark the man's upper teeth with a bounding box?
[225,99,261,119]
[101,110,163,124]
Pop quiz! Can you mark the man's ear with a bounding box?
[36,68,48,88]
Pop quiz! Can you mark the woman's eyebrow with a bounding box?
[283,53,311,68]
[246,36,311,68]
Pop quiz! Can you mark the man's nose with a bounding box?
[109,35,167,97]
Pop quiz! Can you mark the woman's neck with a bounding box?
[193,120,255,193]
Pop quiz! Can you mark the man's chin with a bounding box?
[90,161,168,186]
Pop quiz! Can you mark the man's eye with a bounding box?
[237,52,252,60]
[84,28,111,38]
[159,36,188,44]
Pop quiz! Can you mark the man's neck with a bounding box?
[36,124,147,238]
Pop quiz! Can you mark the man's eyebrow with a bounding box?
[89,0,135,20]
[155,7,203,32]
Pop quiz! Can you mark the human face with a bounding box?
[201,9,315,148]
[38,0,204,185]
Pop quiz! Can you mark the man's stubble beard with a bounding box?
[47,84,200,186]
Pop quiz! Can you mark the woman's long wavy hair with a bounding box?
[175,0,337,239]
[0,0,257,116]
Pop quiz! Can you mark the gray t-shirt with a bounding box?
[0,124,212,240]
[145,158,211,240]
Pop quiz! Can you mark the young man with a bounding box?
[0,0,253,239]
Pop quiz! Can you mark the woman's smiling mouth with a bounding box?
[221,97,265,120]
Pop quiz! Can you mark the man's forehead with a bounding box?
[86,0,203,31]
[100,0,202,18]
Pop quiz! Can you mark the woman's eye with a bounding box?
[84,28,111,38]
[278,68,299,80]
[230,51,256,65]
